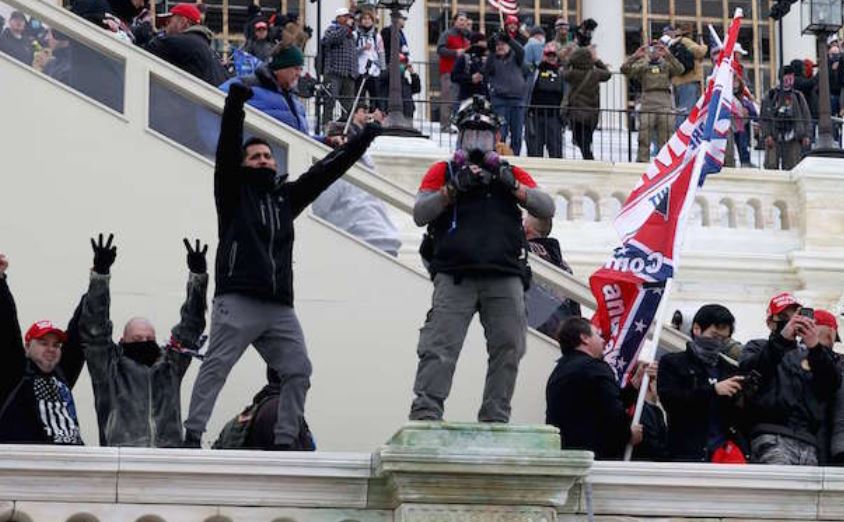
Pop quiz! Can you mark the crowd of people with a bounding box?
[547,297,844,465]
[3,2,844,167]
[2,1,844,466]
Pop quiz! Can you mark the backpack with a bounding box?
[212,395,317,450]
[670,41,696,75]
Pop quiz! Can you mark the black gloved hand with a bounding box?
[453,165,481,192]
[495,161,519,192]
[303,25,314,38]
[183,238,209,274]
[228,82,254,104]
[91,233,117,275]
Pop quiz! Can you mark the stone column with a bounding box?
[790,157,844,309]
[373,422,592,522]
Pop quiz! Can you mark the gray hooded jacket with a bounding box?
[79,271,208,447]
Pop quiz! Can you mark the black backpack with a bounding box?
[670,42,696,75]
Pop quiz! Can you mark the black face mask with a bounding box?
[692,336,726,367]
[121,341,161,367]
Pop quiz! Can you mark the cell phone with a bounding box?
[799,307,815,320]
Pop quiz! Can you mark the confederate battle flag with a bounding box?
[589,10,745,386]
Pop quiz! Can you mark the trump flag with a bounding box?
[589,10,744,386]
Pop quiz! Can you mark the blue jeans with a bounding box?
[491,96,525,155]
[674,82,700,129]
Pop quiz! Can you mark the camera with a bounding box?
[575,18,597,47]
[799,307,815,320]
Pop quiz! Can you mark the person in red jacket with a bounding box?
[436,12,470,131]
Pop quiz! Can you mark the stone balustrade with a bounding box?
[6,422,844,522]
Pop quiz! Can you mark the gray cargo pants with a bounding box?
[185,293,311,445]
[410,273,527,423]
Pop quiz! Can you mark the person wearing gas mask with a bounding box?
[740,292,841,465]
[409,96,555,423]
[657,304,750,463]
[77,234,209,447]
[759,65,812,171]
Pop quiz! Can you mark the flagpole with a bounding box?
[623,277,674,461]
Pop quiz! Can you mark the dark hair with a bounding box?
[691,304,735,337]
[242,137,271,157]
[557,317,594,352]
[453,11,468,21]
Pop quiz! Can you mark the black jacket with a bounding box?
[451,51,488,101]
[146,25,228,86]
[426,162,530,282]
[213,90,379,304]
[0,29,33,66]
[546,350,633,459]
[740,333,841,447]
[0,276,85,444]
[658,344,746,462]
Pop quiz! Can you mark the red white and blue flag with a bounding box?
[488,0,519,15]
[589,10,744,386]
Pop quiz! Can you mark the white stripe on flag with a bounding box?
[488,0,519,15]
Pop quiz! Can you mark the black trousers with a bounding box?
[571,119,596,160]
[356,75,383,110]
[525,108,562,158]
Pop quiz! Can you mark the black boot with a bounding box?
[182,430,202,449]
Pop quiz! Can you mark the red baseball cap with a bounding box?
[766,292,801,318]
[815,309,841,341]
[162,3,201,25]
[25,320,67,344]
[505,15,519,25]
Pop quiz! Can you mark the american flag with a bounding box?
[589,9,744,386]
[487,0,519,15]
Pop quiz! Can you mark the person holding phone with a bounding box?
[739,292,841,465]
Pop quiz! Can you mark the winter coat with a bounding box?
[485,41,527,100]
[436,27,470,75]
[759,87,813,142]
[78,271,207,447]
[451,51,488,101]
[146,25,228,86]
[658,343,748,462]
[43,47,72,84]
[381,25,409,65]
[0,276,85,445]
[621,52,684,110]
[523,38,545,72]
[671,36,708,86]
[355,25,386,77]
[213,90,379,304]
[242,38,274,62]
[312,178,402,256]
[323,21,357,78]
[828,355,844,462]
[791,59,819,118]
[740,333,841,448]
[546,350,633,459]
[530,60,565,108]
[563,48,612,127]
[0,29,33,65]
[220,66,309,134]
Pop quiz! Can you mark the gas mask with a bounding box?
[457,128,496,164]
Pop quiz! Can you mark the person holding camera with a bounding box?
[78,234,209,448]
[562,45,612,160]
[739,293,841,465]
[621,42,684,163]
[321,8,358,128]
[409,96,554,423]
[657,304,750,463]
[759,65,813,171]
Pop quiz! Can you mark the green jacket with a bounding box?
[622,52,684,109]
[79,271,208,447]
[563,47,612,127]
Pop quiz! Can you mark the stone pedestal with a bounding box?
[373,422,593,522]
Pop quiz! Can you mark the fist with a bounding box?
[228,82,254,104]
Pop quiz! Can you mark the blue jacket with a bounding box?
[220,66,309,133]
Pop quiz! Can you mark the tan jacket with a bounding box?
[672,36,708,86]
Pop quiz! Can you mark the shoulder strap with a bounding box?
[569,69,594,100]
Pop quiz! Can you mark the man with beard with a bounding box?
[77,234,209,447]
[183,83,381,449]
[409,96,554,423]
[0,253,84,445]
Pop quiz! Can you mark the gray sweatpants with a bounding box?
[185,293,311,445]
[410,273,527,423]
